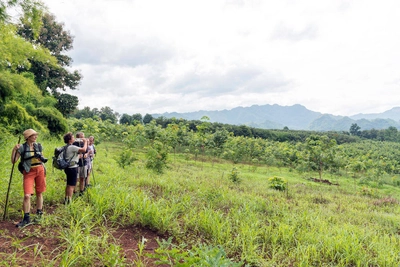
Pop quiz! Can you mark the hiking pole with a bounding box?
[3,136,21,221]
[91,160,96,186]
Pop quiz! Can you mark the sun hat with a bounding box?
[23,129,38,140]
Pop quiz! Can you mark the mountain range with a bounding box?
[153,104,400,131]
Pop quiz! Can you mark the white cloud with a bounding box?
[45,0,400,116]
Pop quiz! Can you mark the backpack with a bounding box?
[52,144,72,170]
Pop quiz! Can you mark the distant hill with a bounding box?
[153,104,400,131]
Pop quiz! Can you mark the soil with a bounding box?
[0,214,170,266]
[309,177,339,185]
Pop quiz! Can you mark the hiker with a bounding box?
[11,129,47,227]
[86,136,96,188]
[74,132,89,195]
[63,132,88,204]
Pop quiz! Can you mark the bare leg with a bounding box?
[35,192,43,210]
[79,177,85,191]
[23,194,31,213]
[66,185,75,200]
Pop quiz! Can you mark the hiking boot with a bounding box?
[33,210,43,224]
[16,218,31,228]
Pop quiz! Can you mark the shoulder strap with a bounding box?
[20,143,27,162]
[21,143,35,162]
[36,143,43,153]
[63,144,73,163]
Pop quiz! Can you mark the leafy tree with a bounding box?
[349,123,361,136]
[0,23,64,135]
[99,106,119,123]
[145,140,169,174]
[131,113,143,125]
[384,126,398,142]
[1,1,43,36]
[143,113,153,124]
[302,135,338,179]
[17,12,82,95]
[119,113,132,125]
[73,106,100,120]
[55,93,78,117]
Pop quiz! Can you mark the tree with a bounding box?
[131,113,143,125]
[0,5,67,135]
[73,106,100,120]
[119,113,132,125]
[143,113,153,124]
[55,93,78,117]
[99,106,119,123]
[384,126,399,142]
[349,123,361,136]
[17,12,82,95]
[303,135,338,179]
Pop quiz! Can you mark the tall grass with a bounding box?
[1,135,400,266]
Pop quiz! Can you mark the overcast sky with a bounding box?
[42,0,400,117]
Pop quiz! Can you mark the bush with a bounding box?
[268,176,287,191]
[228,167,241,183]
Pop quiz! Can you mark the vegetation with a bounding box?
[1,121,400,266]
[2,2,400,266]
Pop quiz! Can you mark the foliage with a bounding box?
[227,167,240,183]
[303,135,338,179]
[268,176,287,191]
[99,106,119,124]
[150,237,242,267]
[17,12,82,94]
[0,23,56,72]
[143,113,153,124]
[145,140,169,174]
[349,123,361,136]
[116,148,136,169]
[55,93,79,117]
[2,130,400,266]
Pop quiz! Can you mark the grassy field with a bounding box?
[1,137,400,266]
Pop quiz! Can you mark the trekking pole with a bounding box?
[91,160,96,186]
[3,136,21,221]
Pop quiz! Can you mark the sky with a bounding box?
[42,0,400,117]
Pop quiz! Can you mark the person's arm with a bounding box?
[11,144,21,164]
[78,139,88,153]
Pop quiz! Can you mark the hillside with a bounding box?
[153,104,400,131]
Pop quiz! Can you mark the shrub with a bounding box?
[228,167,241,183]
[268,176,287,191]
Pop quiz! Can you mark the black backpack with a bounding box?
[52,144,72,170]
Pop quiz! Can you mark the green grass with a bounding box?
[1,137,400,266]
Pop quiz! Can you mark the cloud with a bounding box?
[271,23,318,41]
[45,0,400,117]
[167,65,291,96]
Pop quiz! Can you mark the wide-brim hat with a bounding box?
[23,129,38,140]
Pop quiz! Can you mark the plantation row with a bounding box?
[61,118,400,186]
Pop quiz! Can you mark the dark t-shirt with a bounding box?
[73,140,87,166]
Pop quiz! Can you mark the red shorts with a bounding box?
[23,165,46,195]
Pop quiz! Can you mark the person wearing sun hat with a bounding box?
[11,128,47,228]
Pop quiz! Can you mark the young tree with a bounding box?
[303,135,338,179]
